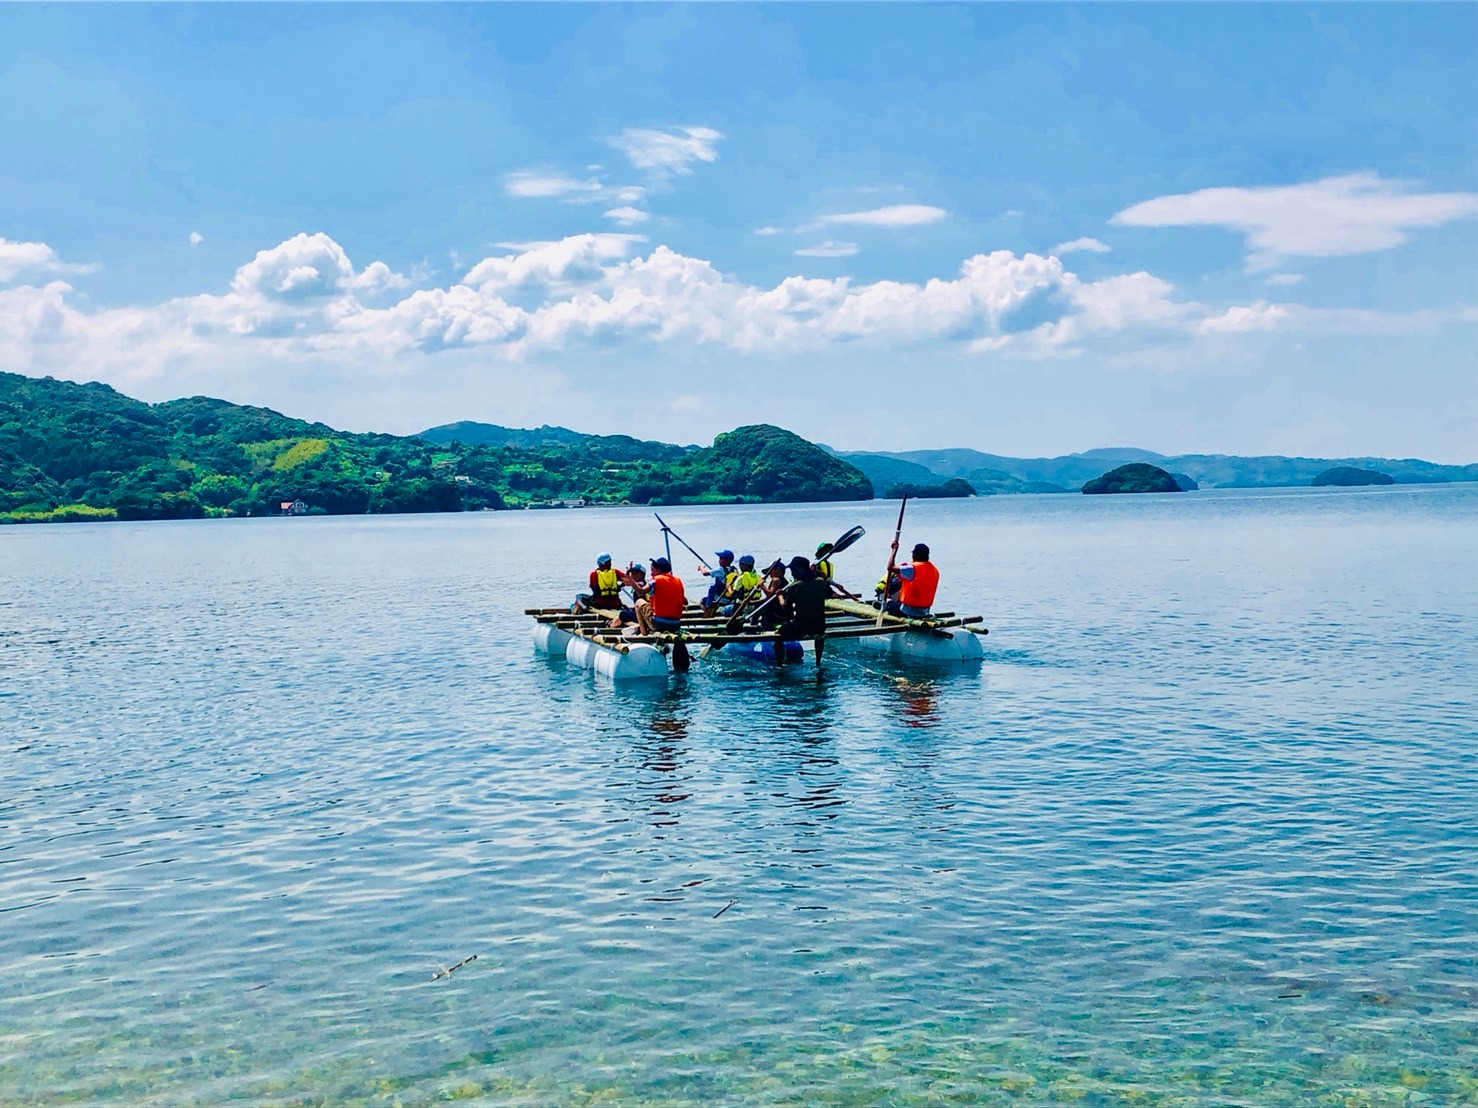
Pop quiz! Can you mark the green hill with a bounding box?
[1312,467,1394,487]
[1082,463,1182,494]
[0,373,872,523]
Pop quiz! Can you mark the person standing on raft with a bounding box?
[574,552,624,614]
[776,556,831,664]
[884,542,939,619]
[636,556,687,635]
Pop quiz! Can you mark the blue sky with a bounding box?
[2,4,1474,461]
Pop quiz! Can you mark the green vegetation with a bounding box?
[884,478,975,499]
[0,372,870,524]
[1312,466,1394,487]
[1082,463,1183,494]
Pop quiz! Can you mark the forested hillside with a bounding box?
[0,373,871,523]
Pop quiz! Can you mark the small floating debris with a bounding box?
[430,953,478,981]
[712,900,737,919]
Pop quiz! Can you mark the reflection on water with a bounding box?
[2,488,1476,1102]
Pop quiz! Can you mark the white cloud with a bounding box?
[189,231,204,246]
[753,226,782,237]
[503,172,606,200]
[794,241,860,258]
[1265,273,1305,287]
[1113,172,1478,270]
[1196,301,1292,334]
[1053,236,1110,255]
[603,206,650,227]
[0,237,96,283]
[8,229,1468,392]
[608,125,723,176]
[231,232,358,302]
[462,234,645,295]
[812,204,947,229]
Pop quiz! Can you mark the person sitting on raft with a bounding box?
[721,554,761,615]
[636,556,687,635]
[753,558,789,628]
[777,555,831,643]
[883,542,940,619]
[573,552,623,614]
[606,563,649,631]
[699,550,738,614]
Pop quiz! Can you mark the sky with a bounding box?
[1,4,1475,461]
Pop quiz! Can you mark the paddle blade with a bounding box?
[672,638,691,673]
[829,525,865,556]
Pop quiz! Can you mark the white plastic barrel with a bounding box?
[847,628,984,662]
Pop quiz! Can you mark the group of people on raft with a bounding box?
[571,539,940,641]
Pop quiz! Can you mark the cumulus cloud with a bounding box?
[189,231,204,246]
[811,204,947,229]
[0,237,96,283]
[13,228,1462,389]
[794,241,860,258]
[603,206,650,227]
[608,125,723,176]
[1113,172,1478,270]
[462,234,645,295]
[1053,236,1110,255]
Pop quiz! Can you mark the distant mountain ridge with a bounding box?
[833,445,1477,494]
[419,422,1477,494]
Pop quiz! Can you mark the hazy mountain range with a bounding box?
[422,422,1478,493]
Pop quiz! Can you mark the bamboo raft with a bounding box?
[528,599,988,678]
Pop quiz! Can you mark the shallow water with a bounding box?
[3,486,1476,1104]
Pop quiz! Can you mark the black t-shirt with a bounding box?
[781,576,830,634]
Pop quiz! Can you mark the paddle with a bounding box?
[653,513,713,573]
[672,636,690,672]
[817,524,866,599]
[877,496,909,627]
[726,524,865,634]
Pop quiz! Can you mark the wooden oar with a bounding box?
[654,513,713,573]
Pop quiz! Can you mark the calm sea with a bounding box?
[3,486,1476,1103]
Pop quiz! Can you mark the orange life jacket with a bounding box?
[899,560,939,610]
[649,573,686,620]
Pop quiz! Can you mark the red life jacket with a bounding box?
[649,573,686,619]
[899,560,939,609]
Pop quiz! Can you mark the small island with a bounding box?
[1311,467,1394,487]
[884,478,975,499]
[1081,463,1184,495]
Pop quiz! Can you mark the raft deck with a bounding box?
[525,599,988,652]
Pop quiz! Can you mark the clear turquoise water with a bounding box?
[3,487,1476,1104]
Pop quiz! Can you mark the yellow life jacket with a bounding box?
[729,569,761,596]
[595,567,621,598]
[816,558,834,580]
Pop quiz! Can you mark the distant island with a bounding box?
[3,370,1474,525]
[1312,467,1394,487]
[0,373,869,523]
[884,479,975,499]
[1082,463,1183,495]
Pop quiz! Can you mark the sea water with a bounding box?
[2,486,1475,1103]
